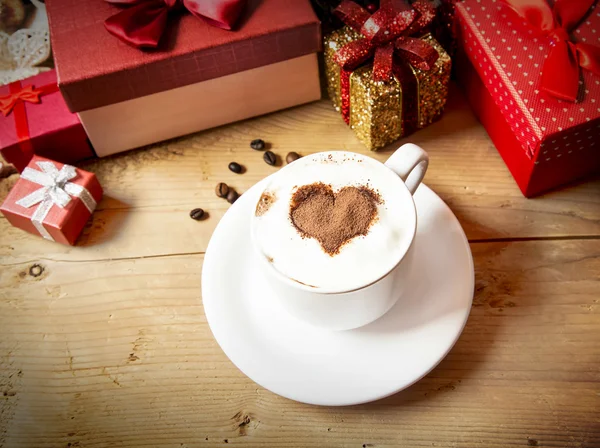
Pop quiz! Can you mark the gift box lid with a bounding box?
[47,0,321,113]
[456,0,600,160]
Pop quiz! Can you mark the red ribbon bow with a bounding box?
[0,81,59,164]
[332,0,438,132]
[104,0,247,49]
[333,0,438,81]
[502,0,600,102]
[0,85,45,117]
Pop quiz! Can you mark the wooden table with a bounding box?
[1,88,599,448]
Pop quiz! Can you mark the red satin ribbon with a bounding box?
[0,81,59,159]
[104,0,247,49]
[501,0,600,102]
[333,0,438,132]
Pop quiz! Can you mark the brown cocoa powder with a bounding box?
[289,182,379,256]
[255,191,277,216]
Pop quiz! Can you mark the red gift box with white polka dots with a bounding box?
[455,0,600,197]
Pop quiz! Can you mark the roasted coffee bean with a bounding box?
[226,190,239,204]
[286,152,301,164]
[263,151,277,166]
[250,139,265,150]
[215,182,229,198]
[189,208,205,220]
[228,162,242,174]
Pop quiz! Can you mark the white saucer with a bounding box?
[202,180,474,406]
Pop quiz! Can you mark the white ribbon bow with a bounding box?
[16,161,97,241]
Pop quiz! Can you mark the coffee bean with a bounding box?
[263,151,277,166]
[226,190,239,204]
[286,152,301,164]
[250,139,265,150]
[189,208,205,220]
[228,162,243,174]
[215,182,229,198]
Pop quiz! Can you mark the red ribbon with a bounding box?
[333,0,438,132]
[0,80,59,160]
[104,0,247,49]
[501,0,600,102]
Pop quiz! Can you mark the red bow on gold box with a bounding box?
[324,0,452,150]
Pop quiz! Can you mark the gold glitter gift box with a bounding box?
[324,25,451,151]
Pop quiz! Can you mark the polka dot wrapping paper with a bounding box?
[455,0,600,197]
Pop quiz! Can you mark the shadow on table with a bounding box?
[76,195,130,247]
[449,205,502,242]
[350,236,515,409]
[532,173,600,199]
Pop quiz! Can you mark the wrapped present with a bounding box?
[455,0,600,197]
[46,0,322,157]
[0,156,103,245]
[0,70,95,173]
[324,0,452,150]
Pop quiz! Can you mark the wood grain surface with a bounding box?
[1,88,599,448]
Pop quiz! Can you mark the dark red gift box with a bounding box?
[455,0,600,197]
[46,0,322,157]
[47,0,320,112]
[0,70,95,173]
[0,156,103,245]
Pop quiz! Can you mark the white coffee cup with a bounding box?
[251,143,429,330]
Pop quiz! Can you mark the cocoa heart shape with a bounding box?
[290,182,379,256]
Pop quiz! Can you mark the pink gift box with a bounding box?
[0,70,95,172]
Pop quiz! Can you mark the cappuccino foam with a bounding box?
[252,152,416,291]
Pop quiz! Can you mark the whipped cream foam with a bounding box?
[252,151,416,292]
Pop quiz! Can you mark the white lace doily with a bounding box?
[0,1,51,86]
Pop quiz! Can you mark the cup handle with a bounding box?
[384,143,429,196]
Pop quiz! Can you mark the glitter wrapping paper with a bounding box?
[325,28,451,150]
[455,0,600,197]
